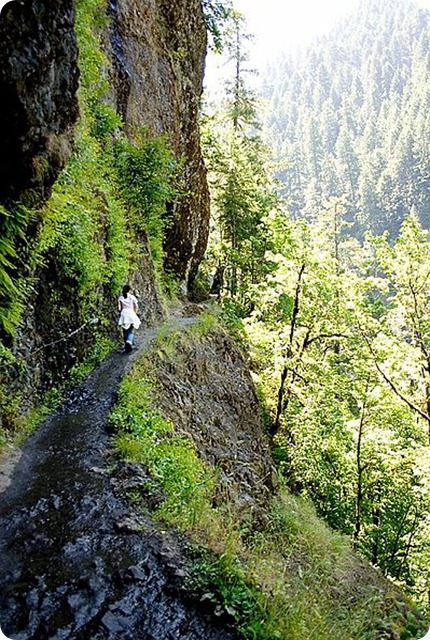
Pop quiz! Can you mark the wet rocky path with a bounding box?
[0,320,235,640]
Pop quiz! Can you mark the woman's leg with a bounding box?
[124,324,134,352]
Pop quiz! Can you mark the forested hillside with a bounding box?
[262,0,430,237]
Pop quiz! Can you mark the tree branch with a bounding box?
[360,326,430,424]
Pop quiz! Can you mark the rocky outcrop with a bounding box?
[0,0,79,206]
[105,0,210,289]
[144,318,276,516]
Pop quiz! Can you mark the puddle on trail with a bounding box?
[0,335,235,640]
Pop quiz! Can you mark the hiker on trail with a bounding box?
[118,284,141,352]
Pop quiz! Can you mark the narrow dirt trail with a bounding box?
[0,318,235,640]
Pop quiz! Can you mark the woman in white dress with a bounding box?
[117,284,141,352]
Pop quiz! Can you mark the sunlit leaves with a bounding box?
[241,204,430,601]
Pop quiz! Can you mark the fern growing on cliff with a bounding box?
[0,205,32,336]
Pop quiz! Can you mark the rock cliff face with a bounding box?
[105,0,210,289]
[0,0,209,283]
[0,0,79,206]
[0,0,211,422]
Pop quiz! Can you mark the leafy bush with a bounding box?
[113,130,180,268]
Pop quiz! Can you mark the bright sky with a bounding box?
[207,0,430,79]
[234,0,360,64]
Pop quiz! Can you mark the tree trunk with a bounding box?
[273,264,306,435]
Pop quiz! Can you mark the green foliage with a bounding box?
[75,0,122,141]
[186,550,263,637]
[205,6,430,615]
[189,268,212,301]
[0,382,62,450]
[67,334,114,387]
[0,205,32,336]
[262,0,430,236]
[0,0,179,445]
[0,0,128,339]
[201,0,233,53]
[2,0,178,337]
[111,358,216,529]
[38,131,130,305]
[203,18,279,303]
[187,311,219,337]
[239,206,430,608]
[153,322,180,356]
[114,129,180,270]
[219,297,248,350]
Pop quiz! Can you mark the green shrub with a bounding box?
[113,129,180,270]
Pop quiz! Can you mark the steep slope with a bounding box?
[0,0,209,283]
[1,2,428,638]
[108,310,428,639]
[139,311,276,513]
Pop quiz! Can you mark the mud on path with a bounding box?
[0,318,236,640]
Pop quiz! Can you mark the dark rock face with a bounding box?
[106,0,210,289]
[0,0,79,206]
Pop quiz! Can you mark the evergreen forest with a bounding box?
[262,0,430,238]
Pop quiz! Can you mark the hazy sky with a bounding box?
[216,0,430,71]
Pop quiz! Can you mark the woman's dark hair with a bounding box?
[122,284,131,298]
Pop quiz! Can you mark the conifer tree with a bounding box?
[204,11,278,302]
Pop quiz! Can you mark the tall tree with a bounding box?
[203,11,278,301]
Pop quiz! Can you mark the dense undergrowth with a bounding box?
[111,318,427,640]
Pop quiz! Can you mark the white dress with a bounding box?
[118,294,141,330]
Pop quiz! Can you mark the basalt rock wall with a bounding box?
[105,0,210,288]
[0,0,79,206]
